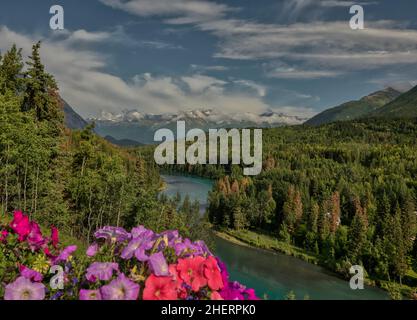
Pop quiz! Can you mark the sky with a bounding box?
[0,0,417,118]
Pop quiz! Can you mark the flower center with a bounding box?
[21,290,31,299]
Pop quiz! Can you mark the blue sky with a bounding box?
[1,0,417,118]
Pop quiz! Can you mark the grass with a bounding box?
[215,228,319,265]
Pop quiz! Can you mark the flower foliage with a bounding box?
[0,211,259,300]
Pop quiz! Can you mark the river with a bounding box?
[161,174,389,300]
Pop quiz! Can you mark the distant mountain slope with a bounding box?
[104,135,144,147]
[61,99,88,130]
[305,88,401,126]
[367,85,417,118]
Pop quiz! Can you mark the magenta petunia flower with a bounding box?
[86,243,99,257]
[53,245,77,264]
[0,229,8,242]
[148,252,169,276]
[10,211,31,241]
[27,222,45,250]
[100,273,139,300]
[19,265,43,282]
[219,281,246,300]
[79,289,102,300]
[243,288,260,300]
[94,226,130,243]
[4,277,45,300]
[86,262,119,282]
[50,226,59,248]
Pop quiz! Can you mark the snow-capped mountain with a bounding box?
[93,108,307,125]
[90,108,308,145]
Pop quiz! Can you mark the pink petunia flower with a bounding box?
[79,289,102,300]
[100,273,139,300]
[52,245,77,264]
[86,262,119,282]
[86,243,99,257]
[4,277,45,300]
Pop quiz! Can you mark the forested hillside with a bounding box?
[150,119,417,296]
[205,120,417,295]
[369,85,417,118]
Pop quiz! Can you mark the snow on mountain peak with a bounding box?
[91,108,308,126]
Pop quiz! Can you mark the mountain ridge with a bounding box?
[61,98,88,130]
[305,87,402,126]
[367,85,417,118]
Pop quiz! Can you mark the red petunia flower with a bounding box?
[169,264,183,289]
[203,256,224,291]
[176,256,207,292]
[211,291,224,300]
[143,274,178,300]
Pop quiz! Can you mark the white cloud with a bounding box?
[181,74,226,93]
[100,1,417,79]
[321,0,378,7]
[0,26,271,118]
[99,0,231,24]
[52,26,181,50]
[232,80,267,97]
[199,20,417,78]
[265,62,342,79]
[271,106,318,118]
[66,29,112,43]
[137,40,184,50]
[190,64,229,72]
[281,0,375,15]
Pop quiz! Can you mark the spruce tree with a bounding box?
[22,41,63,128]
[0,44,24,94]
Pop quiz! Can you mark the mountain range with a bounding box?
[89,109,308,145]
[62,84,417,145]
